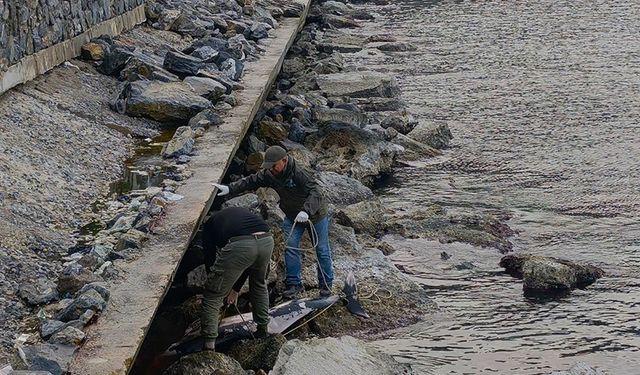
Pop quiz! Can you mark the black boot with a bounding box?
[255,324,269,339]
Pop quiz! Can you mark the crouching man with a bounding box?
[200,206,274,351]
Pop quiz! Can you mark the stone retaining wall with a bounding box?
[1,0,144,71]
[0,0,145,94]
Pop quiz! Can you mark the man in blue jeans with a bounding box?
[213,146,334,298]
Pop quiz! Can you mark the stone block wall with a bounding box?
[0,0,145,72]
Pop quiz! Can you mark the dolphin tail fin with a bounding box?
[342,271,370,319]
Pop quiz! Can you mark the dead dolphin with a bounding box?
[342,271,370,319]
[165,295,340,356]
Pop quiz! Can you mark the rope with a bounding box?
[233,304,255,340]
[285,221,331,291]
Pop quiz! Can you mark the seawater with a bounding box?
[344,1,640,373]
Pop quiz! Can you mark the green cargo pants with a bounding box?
[201,233,274,340]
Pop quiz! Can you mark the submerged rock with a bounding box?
[500,254,605,293]
[549,362,607,375]
[271,336,415,375]
[162,351,245,375]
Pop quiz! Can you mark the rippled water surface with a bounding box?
[345,1,640,373]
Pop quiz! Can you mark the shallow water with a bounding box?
[345,1,640,373]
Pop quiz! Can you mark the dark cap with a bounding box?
[260,146,287,169]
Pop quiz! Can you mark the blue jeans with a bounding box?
[282,215,334,289]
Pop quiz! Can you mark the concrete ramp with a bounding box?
[69,2,311,374]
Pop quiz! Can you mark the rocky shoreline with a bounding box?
[1,0,606,374]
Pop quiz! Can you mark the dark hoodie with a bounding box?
[228,156,328,223]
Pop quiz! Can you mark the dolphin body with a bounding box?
[165,295,340,356]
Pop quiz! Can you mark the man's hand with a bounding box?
[295,211,309,223]
[212,183,229,196]
[226,290,239,305]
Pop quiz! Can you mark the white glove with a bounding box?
[295,211,309,223]
[212,183,229,196]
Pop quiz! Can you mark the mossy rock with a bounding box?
[162,351,244,375]
[227,334,287,371]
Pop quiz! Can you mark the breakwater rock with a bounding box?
[500,254,605,294]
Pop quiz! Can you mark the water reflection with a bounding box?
[345,0,640,373]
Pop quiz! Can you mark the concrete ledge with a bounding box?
[69,1,311,374]
[0,5,146,95]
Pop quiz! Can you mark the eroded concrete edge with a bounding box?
[69,3,311,374]
[0,5,146,96]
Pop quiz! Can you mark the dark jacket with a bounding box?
[228,156,328,223]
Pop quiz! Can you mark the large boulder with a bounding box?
[315,172,374,207]
[184,76,227,101]
[163,50,204,76]
[334,198,386,235]
[407,122,453,149]
[500,254,605,293]
[316,72,400,98]
[162,351,245,375]
[271,336,415,375]
[117,81,212,123]
[313,107,368,128]
[307,123,403,184]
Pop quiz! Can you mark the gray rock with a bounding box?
[188,109,223,128]
[55,289,106,322]
[220,58,244,81]
[313,108,368,128]
[77,282,110,302]
[40,320,65,339]
[271,336,415,375]
[246,22,269,41]
[97,47,133,75]
[380,113,418,135]
[162,126,195,158]
[308,123,403,183]
[163,50,204,77]
[48,326,85,346]
[334,199,386,235]
[244,134,266,154]
[18,278,59,305]
[116,229,148,250]
[21,344,76,375]
[376,42,418,52]
[57,263,102,295]
[500,255,605,293]
[316,172,374,207]
[353,97,406,112]
[222,193,261,212]
[184,76,227,102]
[316,72,401,98]
[287,119,306,144]
[407,122,453,149]
[118,81,212,123]
[162,351,245,375]
[186,264,207,289]
[191,46,219,62]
